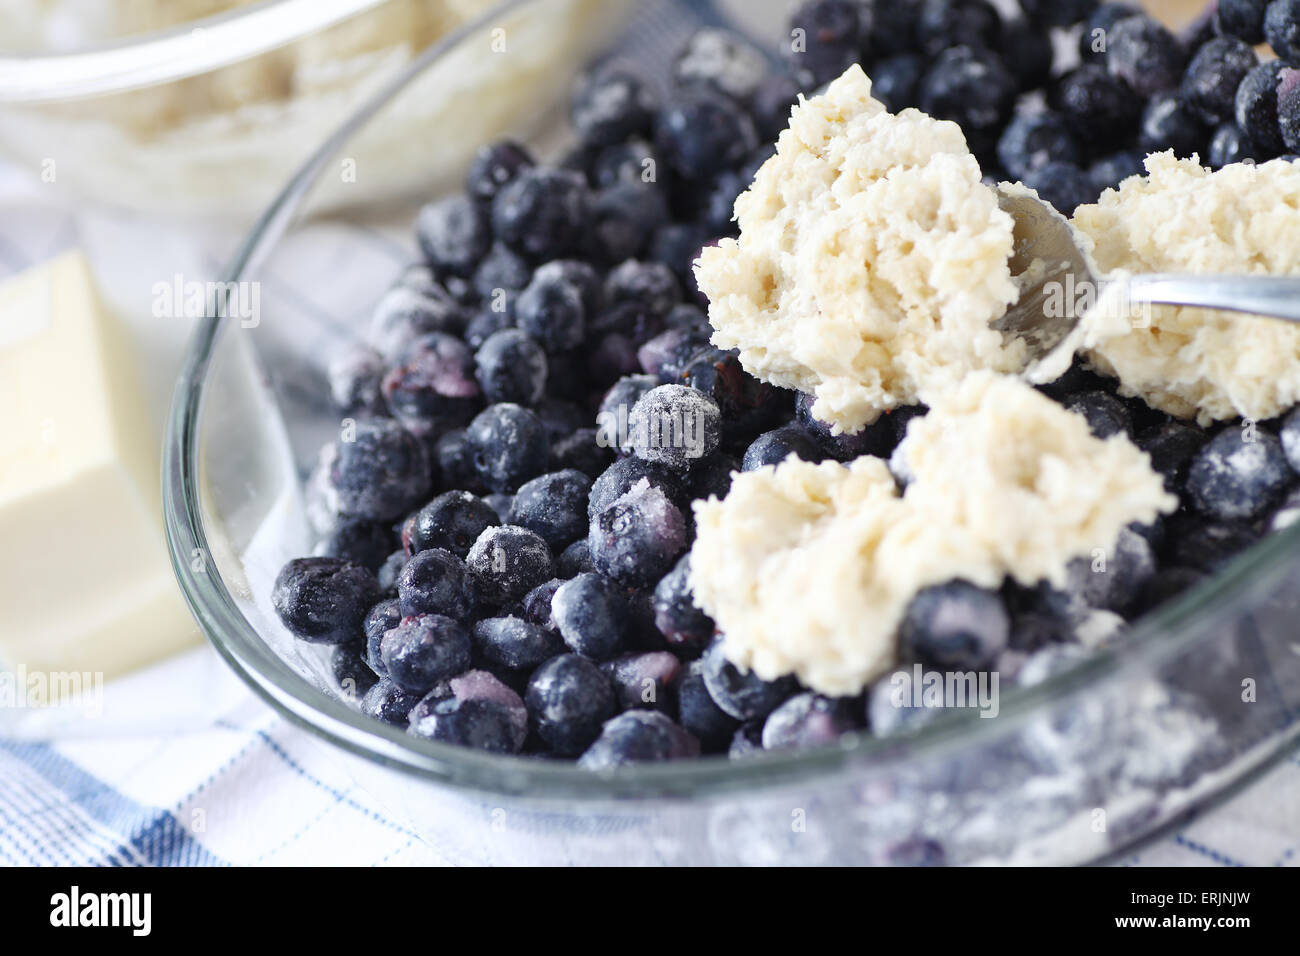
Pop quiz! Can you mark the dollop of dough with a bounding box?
[1070,152,1300,425]
[689,373,1176,696]
[693,64,1023,435]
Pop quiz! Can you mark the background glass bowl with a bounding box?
[164,0,1300,865]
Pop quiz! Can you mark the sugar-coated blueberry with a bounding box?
[1052,64,1142,142]
[515,268,585,353]
[396,547,476,621]
[899,580,1010,671]
[674,28,768,102]
[1065,389,1132,438]
[588,479,688,587]
[364,598,401,676]
[1023,161,1099,216]
[1137,421,1208,490]
[729,720,765,757]
[321,519,395,573]
[1282,68,1300,152]
[1138,93,1210,158]
[628,384,722,470]
[327,419,432,522]
[783,0,865,88]
[1079,2,1141,62]
[870,54,926,112]
[1187,427,1293,520]
[331,641,377,699]
[700,641,798,721]
[1089,150,1146,191]
[558,538,596,577]
[588,456,685,519]
[525,654,617,755]
[380,614,473,695]
[326,344,386,416]
[1208,122,1262,168]
[467,524,554,605]
[919,45,1018,154]
[367,286,471,363]
[1064,526,1156,613]
[272,556,383,646]
[916,0,1002,55]
[1001,17,1054,91]
[1236,60,1289,154]
[1020,0,1097,27]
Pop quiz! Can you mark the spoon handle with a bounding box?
[1124,275,1300,323]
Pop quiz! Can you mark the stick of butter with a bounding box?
[0,251,199,699]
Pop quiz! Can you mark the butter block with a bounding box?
[0,251,199,691]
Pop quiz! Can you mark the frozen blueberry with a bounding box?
[589,479,689,587]
[474,329,548,406]
[367,286,471,362]
[578,710,699,768]
[919,45,1018,154]
[1208,122,1262,167]
[586,181,670,266]
[466,403,550,493]
[997,112,1082,181]
[685,452,739,503]
[676,661,739,752]
[900,581,1010,671]
[411,491,499,558]
[1079,2,1141,61]
[1278,406,1300,472]
[1132,566,1207,615]
[729,720,765,757]
[1052,64,1141,142]
[1271,487,1300,531]
[588,456,686,519]
[628,384,722,471]
[1165,513,1261,573]
[466,140,533,203]
[515,269,585,353]
[866,54,924,111]
[467,524,554,605]
[761,693,860,751]
[1064,526,1156,614]
[1105,15,1186,97]
[331,641,377,699]
[326,344,386,416]
[381,332,481,433]
[604,259,682,329]
[550,429,613,479]
[363,598,401,676]
[1267,0,1300,64]
[1089,150,1146,190]
[654,92,758,181]
[360,678,421,726]
[1021,0,1097,27]
[1187,427,1293,520]
[558,538,595,577]
[491,167,590,262]
[1236,60,1288,154]
[1008,611,1072,652]
[865,668,949,737]
[1218,0,1271,42]
[1022,161,1098,216]
[416,195,491,278]
[741,425,824,471]
[750,73,801,141]
[409,670,529,754]
[701,641,797,721]
[596,373,657,453]
[508,469,592,550]
[1283,68,1300,152]
[430,428,481,493]
[472,616,565,673]
[273,557,382,646]
[321,519,395,573]
[525,653,617,755]
[380,614,472,695]
[396,547,476,621]
[461,309,511,352]
[1001,17,1054,92]
[783,0,864,88]
[377,550,406,593]
[674,28,768,102]
[651,554,715,654]
[1065,389,1132,438]
[794,391,893,461]
[590,138,659,188]
[682,349,789,450]
[601,651,681,713]
[518,577,562,629]
[472,241,532,305]
[1182,35,1258,124]
[570,69,656,147]
[638,328,710,383]
[916,0,1002,55]
[550,572,628,660]
[1139,93,1211,158]
[1137,421,1208,490]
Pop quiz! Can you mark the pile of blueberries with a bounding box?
[271,1,1300,767]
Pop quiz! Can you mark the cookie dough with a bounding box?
[693,63,1023,435]
[689,374,1175,696]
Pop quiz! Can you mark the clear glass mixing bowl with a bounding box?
[163,0,1300,865]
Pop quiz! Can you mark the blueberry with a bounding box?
[1065,389,1132,438]
[515,269,585,353]
[1022,161,1098,216]
[654,92,758,181]
[1105,15,1186,97]
[558,538,596,577]
[395,547,476,621]
[466,140,533,203]
[1064,525,1156,614]
[472,241,532,305]
[1187,427,1293,520]
[1020,0,1097,28]
[701,641,798,721]
[491,167,590,262]
[360,678,422,726]
[590,138,659,188]
[683,349,790,451]
[570,69,656,147]
[525,653,617,755]
[1218,0,1271,43]
[416,195,490,278]
[550,572,628,660]
[900,581,1010,671]
[1208,122,1264,167]
[331,641,377,699]
[1008,611,1072,652]
[411,490,499,558]
[1278,406,1300,472]
[1132,566,1207,615]
[518,578,563,630]
[467,524,553,605]
[649,222,711,292]
[761,692,860,750]
[380,614,472,695]
[676,662,739,752]
[367,283,472,363]
[1181,35,1259,124]
[1079,2,1140,62]
[549,428,614,479]
[1282,69,1300,152]
[651,554,716,654]
[1267,0,1300,64]
[750,73,802,141]
[741,425,825,471]
[597,374,657,453]
[1001,17,1054,92]
[474,328,548,406]
[1164,513,1261,572]
[381,332,481,433]
[638,328,710,382]
[627,384,722,471]
[673,28,768,102]
[1089,150,1146,190]
[272,556,382,646]
[1136,421,1208,490]
[1052,64,1142,142]
[997,112,1082,181]
[1236,60,1288,154]
[589,479,689,587]
[864,668,947,737]
[409,670,528,753]
[794,390,893,461]
[508,469,592,550]
[326,344,386,416]
[601,651,681,713]
[466,403,550,492]
[321,519,395,572]
[578,711,699,767]
[685,452,739,503]
[431,428,484,493]
[472,615,565,673]
[870,54,926,111]
[916,0,1002,55]
[698,167,748,237]
[363,598,401,676]
[783,0,865,89]
[1271,487,1300,531]
[586,181,670,266]
[919,45,1018,155]
[603,259,682,329]
[1138,93,1211,158]
[729,720,765,757]
[588,456,686,519]
[376,550,406,593]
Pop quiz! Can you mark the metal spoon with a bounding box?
[992,185,1300,364]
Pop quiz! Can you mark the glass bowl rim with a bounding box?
[163,0,1300,801]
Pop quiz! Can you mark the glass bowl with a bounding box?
[163,0,1300,865]
[0,0,620,219]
